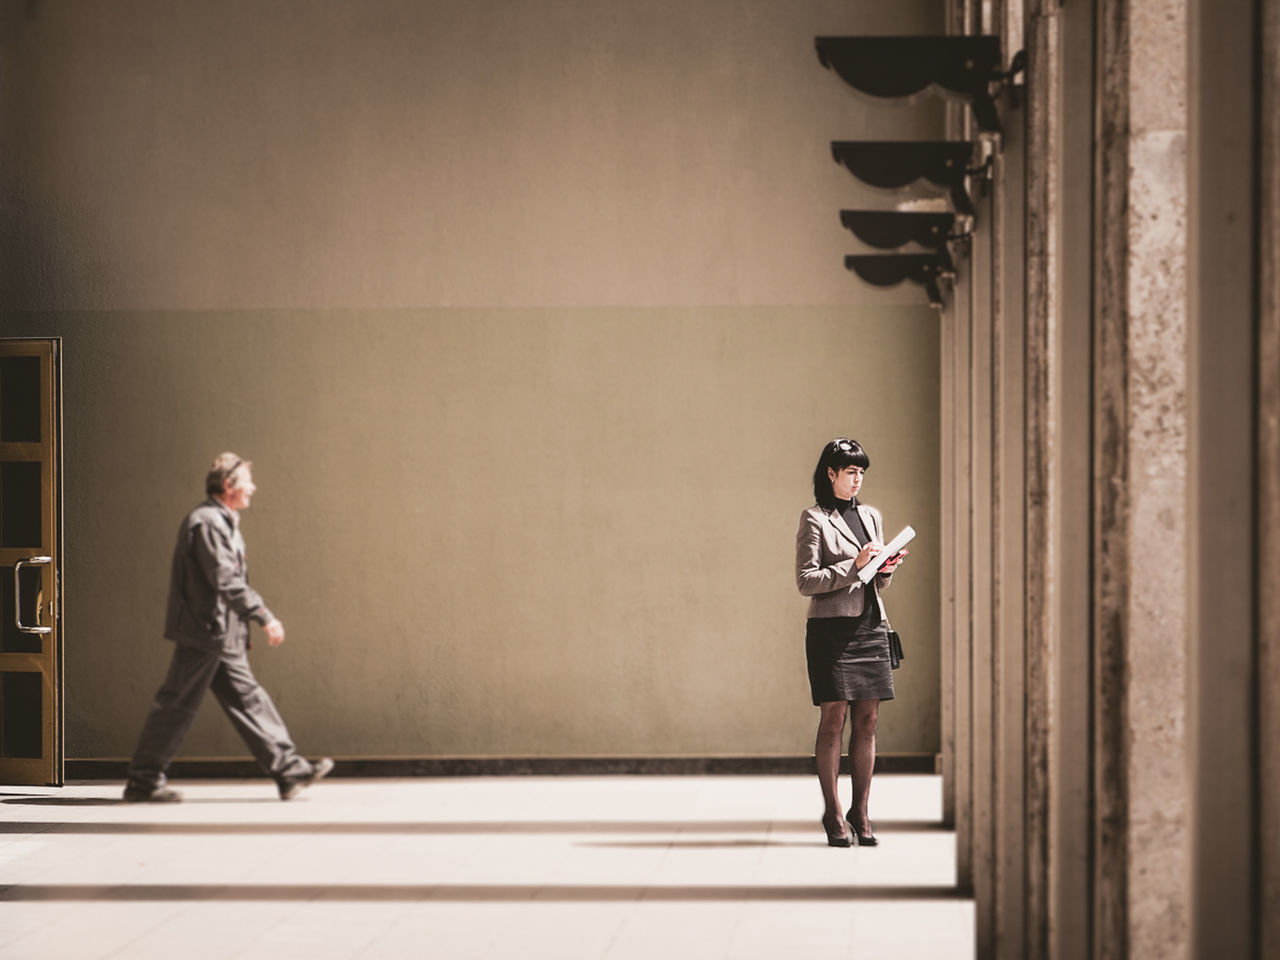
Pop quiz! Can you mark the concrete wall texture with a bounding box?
[0,1,946,759]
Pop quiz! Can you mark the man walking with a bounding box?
[124,452,332,802]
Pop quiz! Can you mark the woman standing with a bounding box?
[795,438,906,846]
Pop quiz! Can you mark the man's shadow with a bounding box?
[1,795,277,806]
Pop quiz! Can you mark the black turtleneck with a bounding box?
[835,497,882,626]
[834,497,871,546]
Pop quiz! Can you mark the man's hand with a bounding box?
[265,618,286,647]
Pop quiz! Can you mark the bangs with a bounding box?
[830,444,871,471]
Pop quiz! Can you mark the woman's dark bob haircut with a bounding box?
[812,437,871,509]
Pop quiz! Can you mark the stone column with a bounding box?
[992,82,1028,960]
[1024,2,1192,958]
[951,223,976,897]
[978,7,1029,947]
[958,7,1031,957]
[940,249,958,833]
[1123,2,1191,957]
[1261,3,1280,953]
[1022,9,1105,960]
[1091,7,1133,952]
[966,9,1033,957]
[1022,5,1057,960]
[1095,1,1192,957]
[1049,1,1097,957]
[944,0,977,895]
[970,162,998,959]
[1187,0,1271,956]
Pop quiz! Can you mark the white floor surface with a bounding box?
[0,774,973,959]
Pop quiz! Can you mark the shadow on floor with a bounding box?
[0,818,949,834]
[0,882,965,903]
[577,839,824,849]
[2,797,284,807]
[0,797,124,807]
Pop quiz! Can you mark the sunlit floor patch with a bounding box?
[0,774,973,960]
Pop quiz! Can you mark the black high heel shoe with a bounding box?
[845,810,878,846]
[822,814,852,847]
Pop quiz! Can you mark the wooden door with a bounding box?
[0,338,63,786]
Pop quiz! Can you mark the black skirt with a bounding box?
[805,616,896,705]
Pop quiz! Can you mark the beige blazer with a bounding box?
[795,502,894,619]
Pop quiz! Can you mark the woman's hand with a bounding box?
[855,542,883,570]
[880,548,909,574]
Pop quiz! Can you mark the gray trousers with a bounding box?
[126,640,313,791]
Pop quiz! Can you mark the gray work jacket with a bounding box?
[163,498,274,650]
[795,502,894,620]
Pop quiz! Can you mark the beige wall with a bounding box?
[1,0,944,758]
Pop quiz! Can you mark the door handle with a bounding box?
[14,556,53,635]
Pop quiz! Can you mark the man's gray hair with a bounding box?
[206,452,251,496]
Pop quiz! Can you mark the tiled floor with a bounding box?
[0,774,973,959]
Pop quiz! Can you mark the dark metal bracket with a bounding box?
[844,253,952,309]
[816,36,1024,307]
[839,210,967,278]
[830,141,978,217]
[815,36,1024,134]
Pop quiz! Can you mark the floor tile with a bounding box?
[0,775,971,959]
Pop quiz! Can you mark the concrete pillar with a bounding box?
[941,249,958,832]
[951,229,976,897]
[1023,4,1109,959]
[1261,5,1280,954]
[1024,2,1192,958]
[957,8,1031,957]
[942,0,977,855]
[1104,1,1192,957]
[959,10,1031,957]
[970,169,998,959]
[1093,2,1193,957]
[944,0,976,895]
[1091,5,1134,951]
[1187,0,1273,956]
[1022,6,1058,960]
[992,83,1028,960]
[979,1,1275,957]
[1048,1,1096,957]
